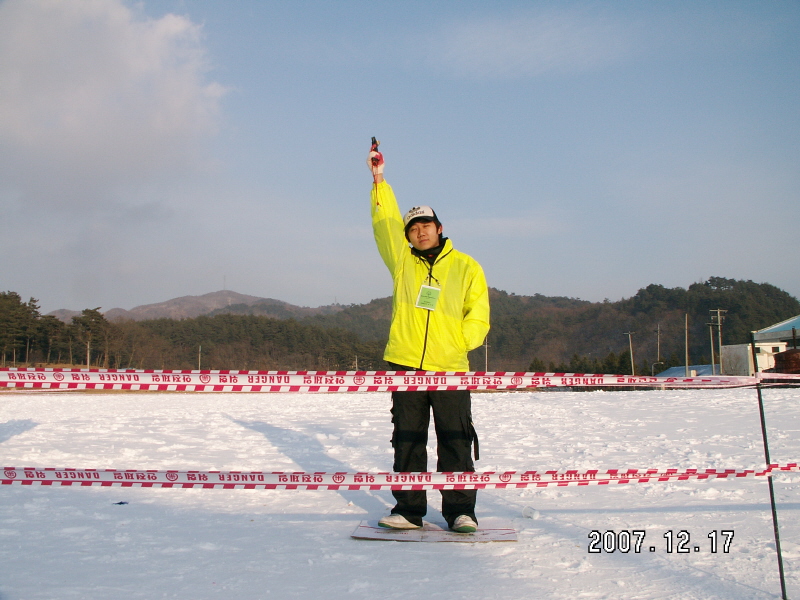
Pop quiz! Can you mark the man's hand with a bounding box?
[368,137,384,182]
[367,149,384,176]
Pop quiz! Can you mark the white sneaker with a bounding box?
[378,514,422,529]
[451,515,477,533]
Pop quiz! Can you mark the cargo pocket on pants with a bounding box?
[470,419,480,461]
[459,412,479,463]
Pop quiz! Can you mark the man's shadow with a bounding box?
[0,419,37,443]
[228,417,391,517]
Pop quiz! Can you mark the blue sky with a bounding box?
[1,0,798,313]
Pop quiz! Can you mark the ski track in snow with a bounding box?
[1,387,798,599]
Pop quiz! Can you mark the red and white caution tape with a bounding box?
[0,367,773,392]
[2,464,797,490]
[758,372,800,382]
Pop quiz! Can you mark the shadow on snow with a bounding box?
[228,416,390,516]
[0,419,38,444]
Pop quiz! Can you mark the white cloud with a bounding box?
[425,9,630,78]
[0,0,225,208]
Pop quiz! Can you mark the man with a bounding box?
[368,144,490,533]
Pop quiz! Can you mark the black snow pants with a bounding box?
[388,364,478,528]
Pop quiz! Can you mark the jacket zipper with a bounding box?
[417,248,452,369]
[419,311,432,370]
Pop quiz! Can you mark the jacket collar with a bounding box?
[411,237,452,265]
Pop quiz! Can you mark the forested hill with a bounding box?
[212,291,589,343]
[210,277,799,371]
[4,277,798,372]
[485,277,799,371]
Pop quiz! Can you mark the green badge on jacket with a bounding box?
[416,285,441,310]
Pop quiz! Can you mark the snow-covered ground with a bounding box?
[1,386,799,599]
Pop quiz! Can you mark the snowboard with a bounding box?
[351,519,517,543]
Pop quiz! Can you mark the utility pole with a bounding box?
[685,313,690,377]
[650,323,665,377]
[483,336,489,372]
[198,345,202,370]
[623,331,636,375]
[707,322,716,375]
[655,323,662,362]
[710,309,727,374]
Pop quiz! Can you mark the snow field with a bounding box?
[0,387,798,599]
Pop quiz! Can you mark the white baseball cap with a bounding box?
[403,206,440,229]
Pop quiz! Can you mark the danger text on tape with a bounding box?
[0,368,776,392]
[3,464,797,490]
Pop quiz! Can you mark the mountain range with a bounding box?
[46,278,800,370]
[48,290,345,323]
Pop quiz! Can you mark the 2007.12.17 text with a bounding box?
[588,530,734,554]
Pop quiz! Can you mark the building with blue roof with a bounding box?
[753,314,800,345]
[718,314,800,375]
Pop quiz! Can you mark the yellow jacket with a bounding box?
[371,180,490,371]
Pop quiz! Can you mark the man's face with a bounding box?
[407,220,443,251]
